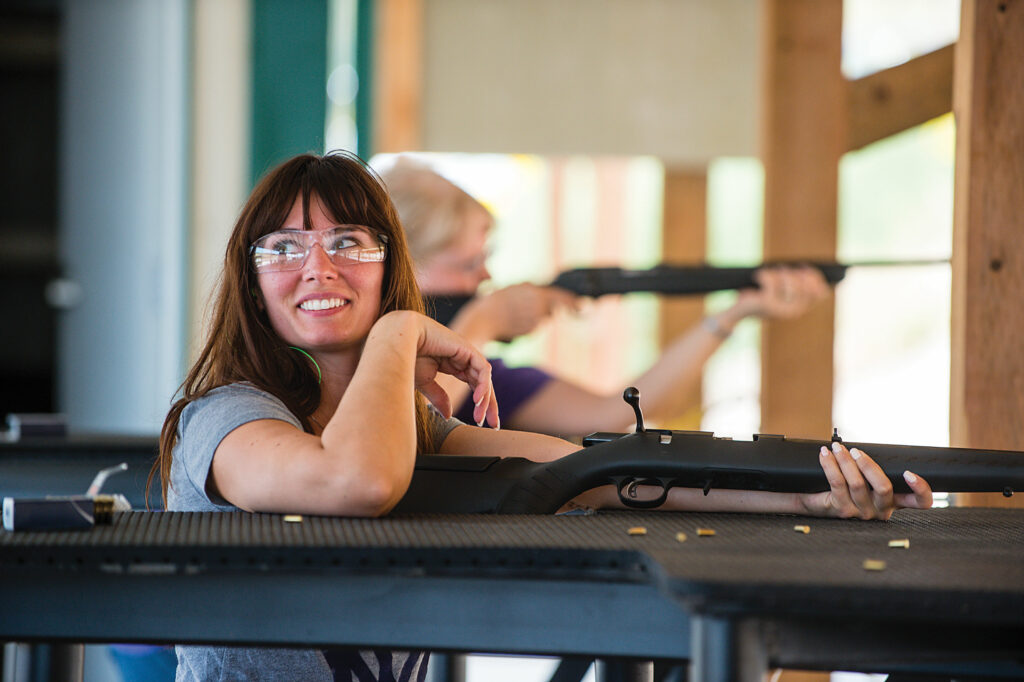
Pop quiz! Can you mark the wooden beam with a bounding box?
[846,44,954,152]
[660,167,707,429]
[372,0,422,153]
[758,0,844,438]
[951,0,1024,508]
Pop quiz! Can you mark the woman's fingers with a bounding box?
[481,381,500,430]
[418,378,453,419]
[749,266,829,319]
[817,443,897,520]
[850,446,896,512]
[486,284,582,340]
[818,445,853,514]
[800,265,831,300]
[828,442,878,519]
[547,286,582,314]
[440,329,499,429]
[470,369,500,429]
[895,470,934,509]
[813,441,936,520]
[414,313,501,428]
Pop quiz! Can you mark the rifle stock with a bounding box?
[393,430,1023,515]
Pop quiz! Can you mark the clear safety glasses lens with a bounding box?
[251,226,387,273]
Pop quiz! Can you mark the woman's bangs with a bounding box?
[314,177,391,246]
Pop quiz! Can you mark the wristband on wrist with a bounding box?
[701,315,733,339]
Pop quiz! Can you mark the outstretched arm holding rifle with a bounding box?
[381,158,829,438]
[473,266,827,435]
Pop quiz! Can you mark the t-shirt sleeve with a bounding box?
[171,384,301,510]
[454,357,553,425]
[426,406,463,452]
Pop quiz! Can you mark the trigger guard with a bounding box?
[616,477,670,509]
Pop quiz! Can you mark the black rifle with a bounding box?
[423,260,942,323]
[549,260,947,298]
[393,387,1022,515]
[426,261,947,326]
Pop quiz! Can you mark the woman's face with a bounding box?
[256,195,385,354]
[416,202,492,295]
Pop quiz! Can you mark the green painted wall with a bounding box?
[354,0,374,159]
[251,0,329,186]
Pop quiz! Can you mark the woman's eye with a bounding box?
[269,238,303,254]
[330,236,359,251]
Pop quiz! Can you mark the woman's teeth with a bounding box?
[299,298,346,311]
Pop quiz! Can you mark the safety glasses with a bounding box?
[251,225,387,273]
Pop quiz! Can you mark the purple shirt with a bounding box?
[455,357,553,425]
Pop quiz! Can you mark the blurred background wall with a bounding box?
[0,0,960,445]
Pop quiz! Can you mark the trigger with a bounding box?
[624,480,641,499]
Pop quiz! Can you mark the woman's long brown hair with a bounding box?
[149,151,431,507]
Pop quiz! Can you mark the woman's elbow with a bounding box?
[327,470,409,517]
[360,474,408,516]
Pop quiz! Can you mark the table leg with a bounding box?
[428,652,466,682]
[0,643,83,682]
[689,616,766,682]
[595,658,654,682]
[548,656,595,682]
[47,644,84,682]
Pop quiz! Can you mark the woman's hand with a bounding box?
[454,283,579,343]
[730,265,831,321]
[407,312,500,428]
[799,441,934,520]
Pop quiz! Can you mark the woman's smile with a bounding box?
[298,295,349,312]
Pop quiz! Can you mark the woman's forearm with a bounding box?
[320,312,421,506]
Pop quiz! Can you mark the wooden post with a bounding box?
[660,168,707,429]
[758,0,845,438]
[951,0,1024,508]
[373,0,422,153]
[845,45,954,152]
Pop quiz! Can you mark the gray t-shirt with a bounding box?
[169,383,458,682]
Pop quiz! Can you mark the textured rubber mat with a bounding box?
[1,507,1022,623]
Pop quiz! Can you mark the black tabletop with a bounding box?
[1,507,1022,675]
[2,507,1021,623]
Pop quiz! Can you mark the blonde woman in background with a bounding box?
[381,157,830,438]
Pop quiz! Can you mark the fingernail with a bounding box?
[831,441,842,455]
[475,393,485,408]
[495,415,501,431]
[850,448,862,460]
[903,470,917,484]
[819,446,829,458]
[476,417,484,427]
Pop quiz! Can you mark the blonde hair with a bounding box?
[380,157,489,262]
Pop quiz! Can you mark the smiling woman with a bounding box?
[150,151,506,681]
[151,150,934,682]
